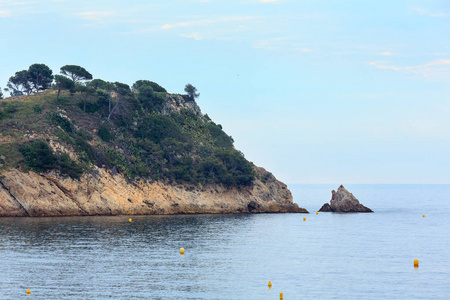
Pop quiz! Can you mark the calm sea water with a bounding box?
[0,184,449,299]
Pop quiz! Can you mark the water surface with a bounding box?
[0,184,449,299]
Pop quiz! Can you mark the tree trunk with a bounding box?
[56,89,61,103]
[107,99,120,121]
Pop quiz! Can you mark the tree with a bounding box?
[27,64,53,92]
[184,83,199,100]
[54,75,75,102]
[0,88,3,99]
[137,85,165,112]
[6,70,31,96]
[60,65,93,82]
[87,79,111,90]
[75,83,96,112]
[107,82,133,121]
[132,80,167,93]
[19,140,56,172]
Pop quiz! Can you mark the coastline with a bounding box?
[0,167,308,217]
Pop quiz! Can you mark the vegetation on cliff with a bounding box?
[0,63,255,186]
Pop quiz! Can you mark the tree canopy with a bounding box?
[87,79,112,90]
[7,70,31,96]
[184,83,199,100]
[75,83,96,111]
[132,80,167,93]
[27,64,54,92]
[54,75,75,102]
[60,65,93,82]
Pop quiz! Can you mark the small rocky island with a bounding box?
[319,185,373,213]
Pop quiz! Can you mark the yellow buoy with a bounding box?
[268,281,272,287]
[303,217,306,221]
[180,247,185,255]
[316,211,318,215]
[129,218,132,222]
[26,289,31,294]
[280,292,283,299]
[422,214,425,218]
[414,259,419,268]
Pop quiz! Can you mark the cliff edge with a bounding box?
[0,166,306,217]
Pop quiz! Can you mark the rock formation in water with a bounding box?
[318,185,373,213]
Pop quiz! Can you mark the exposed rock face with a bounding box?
[0,167,308,217]
[161,94,202,117]
[319,185,373,213]
[318,203,332,212]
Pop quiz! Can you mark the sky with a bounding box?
[1,0,450,184]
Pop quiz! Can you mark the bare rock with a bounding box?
[318,203,332,212]
[161,94,202,117]
[319,185,373,213]
[0,166,308,217]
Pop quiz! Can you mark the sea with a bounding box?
[0,184,449,299]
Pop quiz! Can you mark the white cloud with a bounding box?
[180,32,204,40]
[160,16,255,30]
[74,11,115,21]
[369,59,450,81]
[297,48,312,53]
[260,0,279,2]
[253,37,314,53]
[411,7,448,18]
[378,51,392,56]
[0,10,11,17]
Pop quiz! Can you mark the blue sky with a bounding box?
[1,0,450,183]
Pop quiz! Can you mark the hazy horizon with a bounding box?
[1,0,449,184]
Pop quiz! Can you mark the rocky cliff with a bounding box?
[0,80,308,217]
[0,166,307,217]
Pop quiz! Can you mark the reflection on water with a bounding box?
[1,185,450,299]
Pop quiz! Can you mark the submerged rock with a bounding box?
[319,185,373,213]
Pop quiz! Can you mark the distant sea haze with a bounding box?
[0,184,448,299]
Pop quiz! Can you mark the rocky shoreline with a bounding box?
[0,166,308,217]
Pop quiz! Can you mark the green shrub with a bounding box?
[54,129,73,145]
[50,113,74,134]
[0,102,19,120]
[77,130,93,141]
[74,135,99,164]
[19,140,56,172]
[57,153,84,179]
[78,101,100,113]
[215,149,255,186]
[5,102,18,114]
[0,144,24,169]
[33,105,42,114]
[135,115,183,144]
[98,126,114,142]
[207,123,234,149]
[137,86,165,112]
[132,80,167,93]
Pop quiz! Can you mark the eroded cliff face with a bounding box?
[0,166,307,217]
